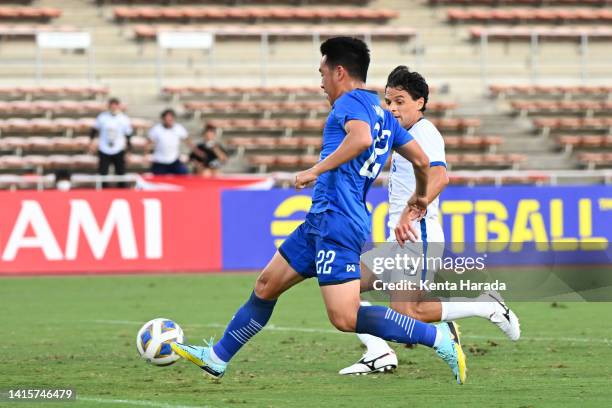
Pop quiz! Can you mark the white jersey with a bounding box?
[388,118,446,229]
[95,111,133,155]
[148,123,188,164]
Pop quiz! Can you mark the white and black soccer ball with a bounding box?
[136,318,184,366]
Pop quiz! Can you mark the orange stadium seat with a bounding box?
[0,7,61,21]
[114,7,398,23]
[470,26,612,42]
[449,9,612,24]
[430,0,608,4]
[490,84,612,99]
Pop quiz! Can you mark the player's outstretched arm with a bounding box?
[424,165,449,204]
[295,120,371,189]
[393,140,429,244]
[394,140,429,207]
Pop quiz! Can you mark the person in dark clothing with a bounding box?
[190,124,228,176]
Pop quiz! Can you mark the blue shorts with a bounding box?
[278,211,367,286]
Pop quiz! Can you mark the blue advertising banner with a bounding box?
[221,186,612,270]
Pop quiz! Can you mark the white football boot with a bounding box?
[485,290,521,341]
[339,350,398,375]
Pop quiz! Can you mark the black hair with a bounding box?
[204,124,216,133]
[385,66,429,112]
[108,97,120,105]
[320,37,370,82]
[160,108,175,119]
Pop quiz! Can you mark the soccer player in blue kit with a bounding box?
[172,37,467,384]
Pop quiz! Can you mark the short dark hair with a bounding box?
[160,108,175,119]
[204,124,216,133]
[385,66,429,112]
[108,97,120,105]
[320,37,370,82]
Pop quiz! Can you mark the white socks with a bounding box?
[440,293,496,321]
[358,301,393,356]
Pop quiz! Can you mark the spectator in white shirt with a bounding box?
[89,97,133,187]
[147,109,194,175]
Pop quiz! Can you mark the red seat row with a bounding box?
[511,100,612,115]
[0,7,61,20]
[448,173,551,186]
[249,153,320,171]
[0,85,109,100]
[446,153,527,169]
[184,100,329,115]
[470,26,612,40]
[0,117,151,135]
[576,152,612,169]
[534,117,612,128]
[0,135,148,153]
[533,117,612,134]
[431,0,610,5]
[101,0,370,4]
[490,84,612,98]
[134,24,415,41]
[226,136,321,150]
[557,134,612,149]
[0,24,78,38]
[164,85,326,98]
[449,8,612,23]
[444,135,503,150]
[208,118,326,132]
[0,100,109,117]
[115,7,398,22]
[0,154,151,171]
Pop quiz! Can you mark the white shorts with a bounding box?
[362,215,445,288]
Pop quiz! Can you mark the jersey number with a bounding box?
[316,250,336,275]
[359,124,391,179]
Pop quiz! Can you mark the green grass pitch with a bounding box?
[1,273,611,408]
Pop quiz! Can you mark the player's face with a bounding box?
[109,102,120,115]
[384,87,424,129]
[162,114,175,127]
[319,56,338,104]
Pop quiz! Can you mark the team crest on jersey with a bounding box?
[346,264,357,272]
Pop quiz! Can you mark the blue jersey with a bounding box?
[310,89,413,236]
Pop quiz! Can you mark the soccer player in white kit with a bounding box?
[339,66,521,375]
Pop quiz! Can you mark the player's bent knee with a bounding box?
[254,270,282,301]
[327,310,357,332]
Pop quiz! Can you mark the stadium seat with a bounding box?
[0,85,109,101]
[0,7,61,21]
[115,7,398,23]
[449,9,612,24]
[470,26,612,42]
[490,84,612,100]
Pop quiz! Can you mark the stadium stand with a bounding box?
[113,7,398,24]
[0,6,61,21]
[448,9,612,24]
[0,0,610,184]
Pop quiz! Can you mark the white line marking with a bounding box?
[91,320,611,344]
[79,396,210,408]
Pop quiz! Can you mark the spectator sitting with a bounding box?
[147,109,194,175]
[189,124,228,177]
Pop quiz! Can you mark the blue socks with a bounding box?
[212,291,277,362]
[355,305,438,347]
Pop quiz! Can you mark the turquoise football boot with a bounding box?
[171,339,227,379]
[433,321,467,384]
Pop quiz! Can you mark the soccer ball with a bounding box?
[136,318,184,366]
